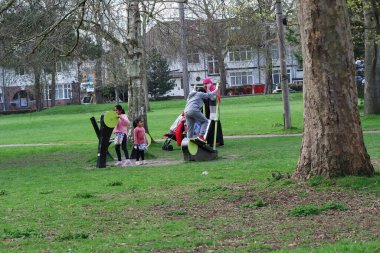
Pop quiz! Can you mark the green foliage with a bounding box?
[288,202,350,217]
[0,94,379,252]
[288,83,303,92]
[240,200,268,209]
[288,204,322,217]
[3,228,43,239]
[269,171,291,181]
[197,186,228,192]
[56,232,90,241]
[347,0,365,57]
[321,202,350,211]
[168,210,187,216]
[106,181,123,186]
[147,49,176,98]
[74,192,95,198]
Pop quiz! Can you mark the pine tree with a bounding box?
[147,49,175,99]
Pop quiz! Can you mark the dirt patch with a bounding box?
[108,159,184,168]
[147,182,380,251]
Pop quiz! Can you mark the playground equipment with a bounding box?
[92,111,118,168]
[181,83,222,161]
[181,137,218,161]
[92,111,152,167]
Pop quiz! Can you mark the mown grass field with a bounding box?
[0,93,379,252]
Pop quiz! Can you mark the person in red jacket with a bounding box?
[202,77,224,146]
[133,117,148,165]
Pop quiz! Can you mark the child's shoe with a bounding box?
[122,160,132,167]
[141,160,147,165]
[114,161,123,166]
[135,161,141,165]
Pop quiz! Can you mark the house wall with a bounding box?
[0,64,81,111]
[165,47,303,97]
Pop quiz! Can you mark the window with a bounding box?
[272,69,291,86]
[15,67,25,76]
[229,47,253,62]
[230,71,253,86]
[187,51,200,64]
[56,61,69,72]
[46,84,72,100]
[208,56,219,75]
[272,49,279,60]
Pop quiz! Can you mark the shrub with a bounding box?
[321,202,350,211]
[288,204,321,217]
[106,181,123,187]
[74,192,94,198]
[288,83,303,91]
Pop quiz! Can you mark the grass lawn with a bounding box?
[0,93,379,252]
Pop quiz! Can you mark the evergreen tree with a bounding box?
[147,49,175,99]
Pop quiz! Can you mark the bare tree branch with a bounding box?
[64,1,86,56]
[15,0,88,47]
[0,0,16,16]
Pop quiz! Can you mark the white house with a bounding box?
[162,46,303,97]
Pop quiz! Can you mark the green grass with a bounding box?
[2,93,302,144]
[0,93,379,252]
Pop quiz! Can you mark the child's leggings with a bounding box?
[135,146,144,161]
[115,135,129,161]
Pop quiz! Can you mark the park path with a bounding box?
[1,130,380,148]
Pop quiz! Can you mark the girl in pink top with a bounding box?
[113,105,131,166]
[133,117,147,165]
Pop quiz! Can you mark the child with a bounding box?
[184,85,218,142]
[133,117,148,165]
[113,105,132,166]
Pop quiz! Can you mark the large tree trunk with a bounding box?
[33,66,43,112]
[216,51,227,96]
[294,0,374,179]
[126,1,148,134]
[264,48,273,94]
[363,0,380,115]
[50,61,57,107]
[94,0,104,104]
[141,4,150,113]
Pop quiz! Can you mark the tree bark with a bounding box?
[276,0,291,129]
[50,60,57,107]
[216,51,227,96]
[264,45,273,94]
[264,24,274,94]
[94,0,104,104]
[294,0,374,179]
[179,2,190,99]
[126,1,148,134]
[141,4,150,112]
[364,0,380,114]
[33,66,43,112]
